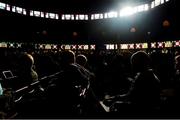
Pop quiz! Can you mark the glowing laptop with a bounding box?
[2,70,14,79]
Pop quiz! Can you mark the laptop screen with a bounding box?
[2,71,14,79]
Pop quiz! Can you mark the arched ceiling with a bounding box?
[1,0,153,13]
[0,0,179,43]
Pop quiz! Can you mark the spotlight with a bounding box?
[120,7,134,17]
[107,11,118,18]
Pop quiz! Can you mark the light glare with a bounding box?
[144,4,149,11]
[108,11,118,18]
[120,7,134,17]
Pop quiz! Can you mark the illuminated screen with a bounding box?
[34,11,41,17]
[165,41,172,47]
[17,43,22,48]
[135,43,148,49]
[0,2,6,9]
[142,43,148,48]
[2,70,14,79]
[55,14,59,19]
[121,44,128,49]
[157,42,164,48]
[45,13,49,18]
[78,45,89,50]
[161,0,165,4]
[155,0,161,6]
[6,4,10,11]
[71,45,76,50]
[39,44,45,49]
[151,42,156,48]
[30,10,33,16]
[16,7,23,14]
[52,45,57,49]
[41,12,44,17]
[90,45,95,50]
[128,44,134,49]
[78,45,83,50]
[49,13,55,19]
[0,42,7,48]
[174,41,180,47]
[84,45,89,50]
[106,44,115,50]
[79,15,85,20]
[9,43,14,48]
[23,9,26,15]
[65,14,71,20]
[135,43,142,49]
[45,44,52,49]
[65,45,71,50]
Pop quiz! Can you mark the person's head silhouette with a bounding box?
[19,53,34,71]
[76,54,87,67]
[131,51,151,73]
[60,50,75,66]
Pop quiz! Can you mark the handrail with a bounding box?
[14,71,62,94]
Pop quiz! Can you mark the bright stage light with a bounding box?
[144,4,149,11]
[107,11,118,18]
[120,7,134,17]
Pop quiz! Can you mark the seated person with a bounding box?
[161,55,180,109]
[104,51,160,111]
[16,53,39,89]
[76,54,88,67]
[15,53,44,103]
[76,54,94,86]
[45,50,91,117]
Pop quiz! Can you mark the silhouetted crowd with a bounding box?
[0,48,180,119]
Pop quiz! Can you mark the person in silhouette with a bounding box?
[76,54,88,67]
[16,53,38,88]
[45,50,91,117]
[128,51,160,108]
[105,51,160,115]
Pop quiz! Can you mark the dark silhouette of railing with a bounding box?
[14,71,62,103]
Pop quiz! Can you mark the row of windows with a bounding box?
[151,0,170,8]
[0,40,179,50]
[0,0,170,20]
[62,14,88,20]
[29,10,59,19]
